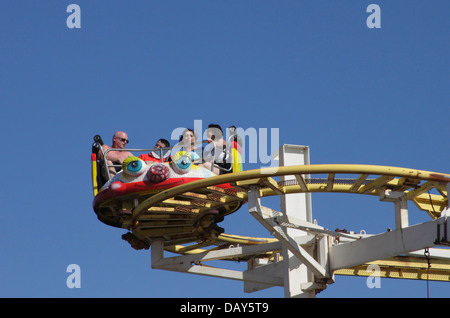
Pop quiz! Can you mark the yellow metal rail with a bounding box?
[130,164,449,227]
[335,255,450,282]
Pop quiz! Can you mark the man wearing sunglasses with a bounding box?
[98,131,133,179]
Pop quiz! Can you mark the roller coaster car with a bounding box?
[91,134,244,243]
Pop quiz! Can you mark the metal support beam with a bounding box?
[150,239,283,287]
[248,187,328,279]
[244,258,285,293]
[380,189,409,229]
[329,216,450,271]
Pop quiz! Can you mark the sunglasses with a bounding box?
[115,137,129,144]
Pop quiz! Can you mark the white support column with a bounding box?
[380,189,409,229]
[278,144,315,298]
[276,145,312,222]
[394,196,409,229]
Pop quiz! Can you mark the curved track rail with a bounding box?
[120,164,449,258]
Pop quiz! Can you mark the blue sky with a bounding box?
[1,1,449,298]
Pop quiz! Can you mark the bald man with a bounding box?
[97,131,133,178]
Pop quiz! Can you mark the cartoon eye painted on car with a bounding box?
[122,156,146,177]
[171,151,192,174]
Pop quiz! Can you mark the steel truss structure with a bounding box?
[126,145,450,297]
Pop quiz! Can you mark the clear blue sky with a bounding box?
[1,1,449,298]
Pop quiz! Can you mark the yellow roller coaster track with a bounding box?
[116,164,450,282]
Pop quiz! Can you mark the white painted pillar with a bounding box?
[277,144,314,298]
[380,189,409,229]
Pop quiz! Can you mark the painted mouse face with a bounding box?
[101,153,215,191]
